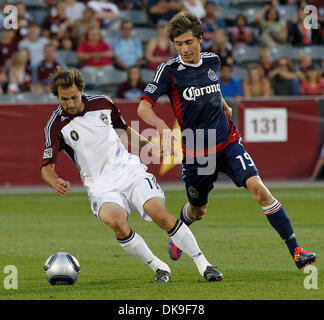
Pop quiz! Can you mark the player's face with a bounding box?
[57,84,84,115]
[173,31,202,64]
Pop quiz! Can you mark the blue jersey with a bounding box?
[141,52,240,159]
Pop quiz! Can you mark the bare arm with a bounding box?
[221,96,232,119]
[41,164,71,196]
[149,1,183,15]
[137,99,175,155]
[242,81,251,98]
[137,99,171,136]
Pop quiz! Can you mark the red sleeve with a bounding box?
[102,41,111,51]
[40,115,64,169]
[76,41,87,54]
[111,103,128,130]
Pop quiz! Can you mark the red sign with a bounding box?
[238,99,320,179]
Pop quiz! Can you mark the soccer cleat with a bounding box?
[203,266,223,282]
[154,269,171,283]
[294,247,316,270]
[168,240,182,260]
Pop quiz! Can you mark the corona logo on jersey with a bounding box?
[183,84,221,101]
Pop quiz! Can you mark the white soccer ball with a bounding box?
[44,252,80,285]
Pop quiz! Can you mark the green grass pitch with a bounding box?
[0,186,323,300]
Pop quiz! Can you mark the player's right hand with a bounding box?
[52,178,71,196]
[156,120,176,157]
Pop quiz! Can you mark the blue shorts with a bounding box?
[182,140,259,207]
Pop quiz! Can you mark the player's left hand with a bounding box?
[52,178,71,197]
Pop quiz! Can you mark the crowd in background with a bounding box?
[0,0,324,99]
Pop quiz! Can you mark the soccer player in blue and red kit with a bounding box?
[137,11,316,275]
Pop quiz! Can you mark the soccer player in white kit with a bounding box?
[40,66,222,282]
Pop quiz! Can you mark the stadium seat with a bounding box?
[244,7,258,25]
[96,67,127,86]
[270,45,299,62]
[15,92,49,104]
[0,94,17,104]
[28,8,49,25]
[24,0,47,7]
[296,46,324,62]
[132,27,157,43]
[56,50,79,67]
[119,10,150,26]
[141,68,155,83]
[102,29,119,47]
[233,46,261,66]
[222,7,240,22]
[80,67,98,86]
[232,66,247,81]
[278,5,296,22]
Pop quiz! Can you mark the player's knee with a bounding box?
[99,207,128,233]
[251,184,271,204]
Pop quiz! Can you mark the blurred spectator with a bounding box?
[182,0,206,20]
[310,144,324,181]
[0,29,19,72]
[87,0,120,29]
[36,43,65,93]
[256,4,288,48]
[65,0,86,27]
[76,27,114,67]
[289,6,321,46]
[300,64,324,95]
[71,6,101,45]
[200,0,226,51]
[0,70,7,94]
[204,29,233,66]
[18,23,50,71]
[43,0,73,50]
[7,48,36,95]
[269,57,300,96]
[312,0,324,44]
[44,0,56,5]
[115,66,147,100]
[112,20,144,70]
[113,0,138,10]
[16,1,33,39]
[219,64,242,98]
[229,14,253,49]
[145,20,176,70]
[321,56,324,78]
[295,53,312,82]
[0,1,10,30]
[259,48,274,78]
[242,64,273,98]
[147,0,182,25]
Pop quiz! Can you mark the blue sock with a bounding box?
[179,203,193,226]
[263,200,299,256]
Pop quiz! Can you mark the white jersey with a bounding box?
[41,94,164,220]
[41,94,139,192]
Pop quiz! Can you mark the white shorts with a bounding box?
[88,163,165,221]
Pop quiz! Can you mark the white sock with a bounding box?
[148,257,171,273]
[168,220,211,276]
[182,202,194,224]
[117,230,170,273]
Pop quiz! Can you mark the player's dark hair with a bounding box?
[167,11,203,42]
[50,66,85,97]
